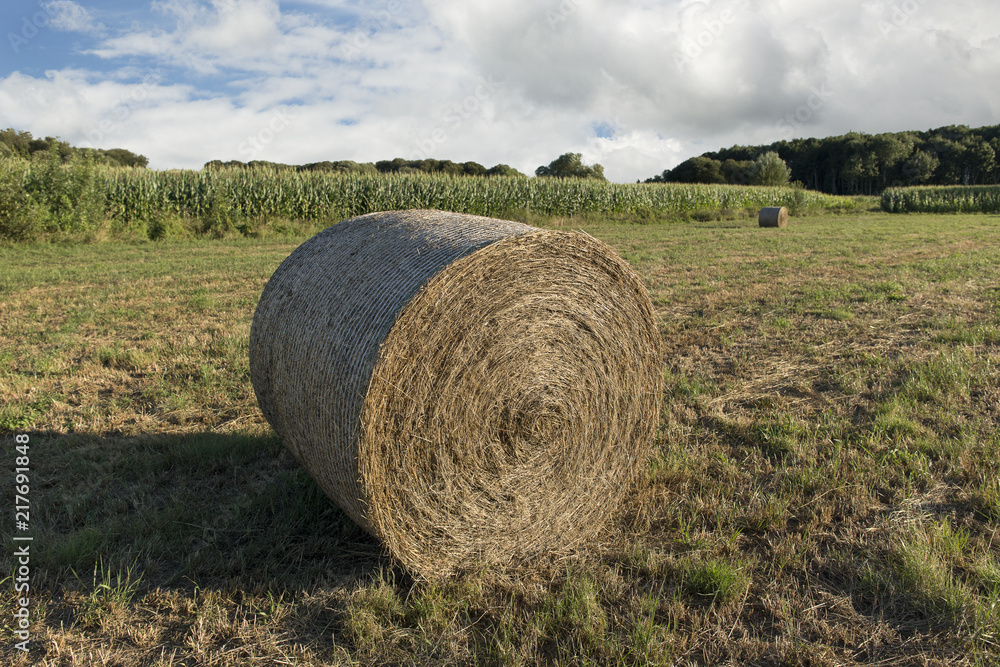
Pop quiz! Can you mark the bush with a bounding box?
[787,183,809,216]
[200,188,237,238]
[0,159,41,241]
[147,213,194,241]
[19,146,107,239]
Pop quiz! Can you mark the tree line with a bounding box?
[648,124,1000,195]
[207,154,609,179]
[3,126,613,184]
[204,157,528,178]
[0,129,148,168]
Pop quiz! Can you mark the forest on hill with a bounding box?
[648,124,1000,195]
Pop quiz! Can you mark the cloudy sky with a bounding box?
[1,0,998,182]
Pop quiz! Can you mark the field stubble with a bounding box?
[1,213,1000,665]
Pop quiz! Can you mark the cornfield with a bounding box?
[99,168,848,223]
[1,157,859,240]
[880,185,1000,214]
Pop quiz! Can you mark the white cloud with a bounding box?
[0,69,189,148]
[89,0,299,75]
[2,0,1000,181]
[88,0,420,77]
[43,1,104,34]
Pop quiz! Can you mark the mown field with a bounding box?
[2,211,1000,665]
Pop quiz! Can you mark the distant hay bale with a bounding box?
[249,209,663,578]
[759,206,789,228]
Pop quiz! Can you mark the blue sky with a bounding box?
[1,0,998,181]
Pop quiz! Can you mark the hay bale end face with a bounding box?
[249,210,662,577]
[759,206,789,228]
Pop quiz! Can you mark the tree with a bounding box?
[535,153,606,180]
[967,142,995,185]
[902,150,939,185]
[870,133,913,187]
[246,160,295,171]
[644,123,1000,193]
[438,160,465,176]
[928,137,965,184]
[990,138,1000,183]
[486,164,526,177]
[0,128,32,158]
[721,158,753,185]
[659,157,726,184]
[749,152,791,186]
[375,158,409,173]
[461,161,487,177]
[104,147,148,168]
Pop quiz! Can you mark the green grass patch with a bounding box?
[680,557,748,604]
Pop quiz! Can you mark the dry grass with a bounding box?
[2,212,1000,665]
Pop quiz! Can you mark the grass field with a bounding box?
[2,211,1000,665]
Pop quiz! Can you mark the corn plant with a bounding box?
[2,163,859,240]
[881,185,1000,214]
[97,168,853,226]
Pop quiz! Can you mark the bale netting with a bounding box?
[759,206,789,228]
[249,209,662,578]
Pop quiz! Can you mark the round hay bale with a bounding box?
[759,206,789,228]
[249,209,662,577]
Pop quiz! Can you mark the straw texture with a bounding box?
[759,206,789,228]
[249,209,662,577]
